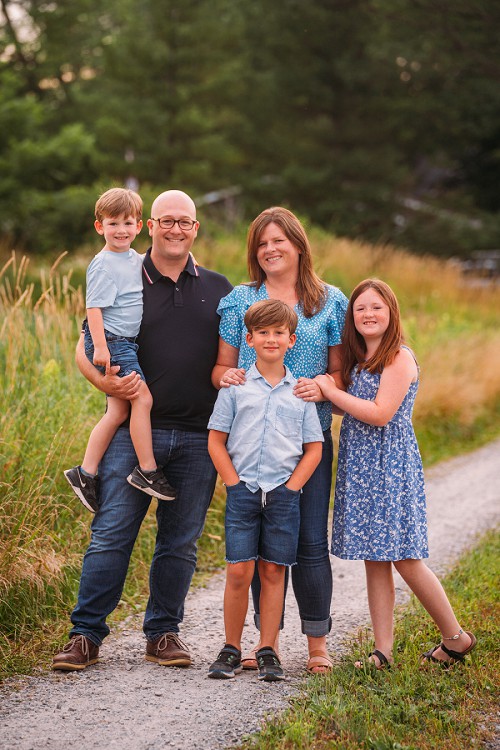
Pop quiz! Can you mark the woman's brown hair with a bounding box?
[341,279,404,387]
[246,207,326,318]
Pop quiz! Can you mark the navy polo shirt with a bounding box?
[137,249,232,432]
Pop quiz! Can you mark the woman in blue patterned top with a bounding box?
[212,207,348,674]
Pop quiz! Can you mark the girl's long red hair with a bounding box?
[341,279,404,387]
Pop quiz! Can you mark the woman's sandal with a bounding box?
[241,647,258,670]
[422,630,477,667]
[242,645,281,671]
[355,649,391,671]
[306,650,333,675]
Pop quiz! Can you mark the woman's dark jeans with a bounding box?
[251,429,333,637]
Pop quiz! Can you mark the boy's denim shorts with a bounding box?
[83,322,145,381]
[224,481,301,566]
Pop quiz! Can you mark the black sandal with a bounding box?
[422,631,477,667]
[356,648,391,670]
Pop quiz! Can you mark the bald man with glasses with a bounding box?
[53,190,232,671]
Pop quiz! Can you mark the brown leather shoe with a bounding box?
[52,634,99,671]
[145,632,191,667]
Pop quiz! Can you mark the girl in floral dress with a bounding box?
[312,279,476,669]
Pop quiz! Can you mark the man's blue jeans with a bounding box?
[70,426,216,646]
[251,429,333,637]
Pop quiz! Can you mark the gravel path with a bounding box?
[1,439,499,750]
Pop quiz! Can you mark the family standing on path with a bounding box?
[55,188,476,680]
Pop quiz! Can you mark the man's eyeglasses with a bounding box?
[151,217,197,230]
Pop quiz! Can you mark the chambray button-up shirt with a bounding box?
[208,364,324,493]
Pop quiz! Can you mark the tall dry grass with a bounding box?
[0,252,94,653]
[416,335,500,424]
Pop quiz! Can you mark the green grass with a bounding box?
[238,531,500,750]
[416,397,500,466]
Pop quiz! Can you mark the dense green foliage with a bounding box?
[1,0,499,255]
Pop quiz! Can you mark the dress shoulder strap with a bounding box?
[401,345,419,372]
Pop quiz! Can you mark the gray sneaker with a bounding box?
[208,645,242,679]
[127,466,176,500]
[256,647,285,682]
[64,466,100,513]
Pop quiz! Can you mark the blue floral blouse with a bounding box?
[217,282,348,430]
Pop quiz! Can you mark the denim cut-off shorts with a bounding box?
[224,481,301,566]
[83,322,145,381]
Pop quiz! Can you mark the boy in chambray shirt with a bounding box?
[207,299,323,682]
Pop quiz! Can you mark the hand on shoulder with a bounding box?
[294,376,328,402]
[313,373,337,399]
[220,368,246,388]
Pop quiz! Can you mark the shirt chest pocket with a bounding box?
[275,405,302,438]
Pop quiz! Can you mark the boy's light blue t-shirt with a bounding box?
[86,248,144,337]
[208,364,324,493]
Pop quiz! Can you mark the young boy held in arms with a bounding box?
[207,299,323,681]
[64,188,176,512]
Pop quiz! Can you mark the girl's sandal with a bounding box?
[355,649,391,670]
[422,630,477,668]
[306,650,333,675]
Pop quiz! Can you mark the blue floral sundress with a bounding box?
[332,348,429,561]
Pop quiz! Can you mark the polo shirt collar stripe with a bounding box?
[142,260,155,285]
[191,253,200,277]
